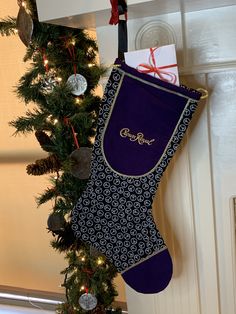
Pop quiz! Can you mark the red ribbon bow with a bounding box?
[109,0,119,25]
[109,0,127,25]
[136,47,177,84]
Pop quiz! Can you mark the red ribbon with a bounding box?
[39,48,49,72]
[83,268,94,275]
[109,0,127,25]
[67,43,77,75]
[64,117,80,149]
[136,47,177,84]
[109,0,118,25]
[60,36,77,75]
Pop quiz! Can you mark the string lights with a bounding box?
[19,0,31,15]
[80,285,85,291]
[46,114,52,122]
[75,97,81,104]
[1,2,121,310]
[71,39,76,46]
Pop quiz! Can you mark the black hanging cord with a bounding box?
[118,0,128,60]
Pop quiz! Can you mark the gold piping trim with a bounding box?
[121,246,167,274]
[117,67,200,101]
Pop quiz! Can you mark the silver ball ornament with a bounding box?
[79,293,97,311]
[67,74,87,96]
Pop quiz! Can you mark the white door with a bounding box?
[126,71,236,314]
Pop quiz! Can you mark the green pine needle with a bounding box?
[0,17,17,36]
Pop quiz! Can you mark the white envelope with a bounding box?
[124,44,179,86]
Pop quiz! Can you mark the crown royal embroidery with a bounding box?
[120,128,155,145]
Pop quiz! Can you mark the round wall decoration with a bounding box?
[135,20,176,50]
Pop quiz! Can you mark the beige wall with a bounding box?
[0,0,126,302]
[0,0,68,294]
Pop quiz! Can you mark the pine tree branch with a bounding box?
[16,67,47,104]
[50,224,81,252]
[70,112,97,146]
[18,65,44,87]
[1,3,118,311]
[54,198,71,213]
[0,17,17,36]
[42,83,77,118]
[44,124,76,160]
[80,95,101,114]
[54,173,87,203]
[23,45,35,62]
[9,109,49,134]
[36,187,57,206]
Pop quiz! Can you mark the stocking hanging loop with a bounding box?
[197,88,208,99]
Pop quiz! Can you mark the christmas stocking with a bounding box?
[71,61,201,294]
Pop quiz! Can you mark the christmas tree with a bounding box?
[0,1,122,313]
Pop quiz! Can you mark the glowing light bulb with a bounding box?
[46,115,52,122]
[71,39,76,46]
[88,63,94,68]
[57,77,62,82]
[75,98,81,104]
[22,1,26,7]
[53,119,58,125]
[44,59,49,66]
[89,136,95,144]
[81,257,85,262]
[80,286,85,291]
[97,258,103,265]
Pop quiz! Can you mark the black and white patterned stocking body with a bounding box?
[71,61,201,293]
